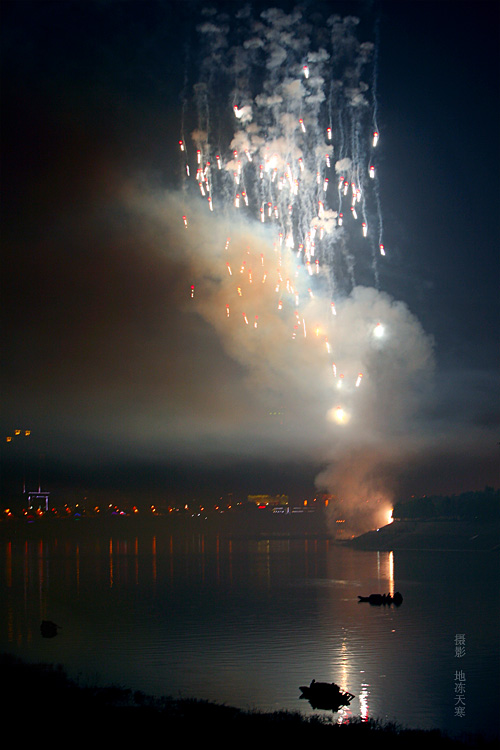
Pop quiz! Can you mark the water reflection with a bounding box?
[376,549,394,597]
[336,639,354,724]
[0,532,498,740]
[359,680,370,721]
[1,534,398,667]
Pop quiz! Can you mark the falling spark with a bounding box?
[178,6,393,438]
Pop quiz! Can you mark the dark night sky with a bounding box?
[1,0,499,511]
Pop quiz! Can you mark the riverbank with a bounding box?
[0,506,330,540]
[345,519,500,552]
[1,512,499,551]
[1,654,494,746]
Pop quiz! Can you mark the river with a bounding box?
[1,525,498,740]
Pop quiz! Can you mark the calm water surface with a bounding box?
[1,528,498,740]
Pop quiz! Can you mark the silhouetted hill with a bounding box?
[392,488,500,522]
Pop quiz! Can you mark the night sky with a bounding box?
[1,0,499,514]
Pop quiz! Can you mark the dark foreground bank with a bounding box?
[2,654,495,747]
[346,520,500,551]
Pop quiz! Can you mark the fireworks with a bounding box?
[179,6,389,418]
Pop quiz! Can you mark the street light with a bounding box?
[4,429,31,493]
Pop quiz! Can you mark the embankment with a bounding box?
[346,519,500,551]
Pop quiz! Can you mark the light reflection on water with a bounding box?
[1,530,498,740]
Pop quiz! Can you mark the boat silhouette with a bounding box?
[40,620,60,638]
[299,680,355,711]
[358,591,403,606]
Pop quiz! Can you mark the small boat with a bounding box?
[40,620,59,638]
[299,680,355,711]
[358,591,403,606]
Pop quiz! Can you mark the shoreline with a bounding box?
[344,519,500,552]
[1,514,499,551]
[2,653,496,746]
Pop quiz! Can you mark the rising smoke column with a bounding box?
[172,5,434,533]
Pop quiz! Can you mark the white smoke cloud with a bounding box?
[267,43,287,69]
[308,49,330,64]
[335,157,352,173]
[124,181,435,532]
[159,5,441,531]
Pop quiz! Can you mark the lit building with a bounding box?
[28,491,50,512]
[248,494,289,509]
